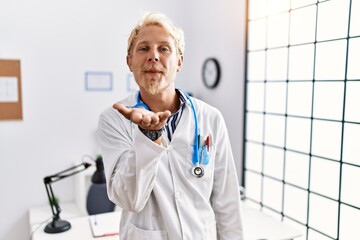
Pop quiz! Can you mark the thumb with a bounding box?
[113,102,131,118]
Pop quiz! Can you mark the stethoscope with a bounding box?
[133,90,207,178]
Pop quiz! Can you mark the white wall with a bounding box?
[0,0,246,239]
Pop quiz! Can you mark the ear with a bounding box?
[126,55,132,72]
[177,55,184,72]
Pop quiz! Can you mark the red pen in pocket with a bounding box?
[205,135,211,151]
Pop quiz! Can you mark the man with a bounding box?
[97,12,244,240]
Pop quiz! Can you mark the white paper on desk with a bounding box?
[89,213,120,238]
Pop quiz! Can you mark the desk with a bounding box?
[30,203,301,240]
[242,204,301,240]
[29,204,121,240]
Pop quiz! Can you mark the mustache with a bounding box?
[142,66,166,73]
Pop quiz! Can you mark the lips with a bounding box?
[146,70,161,73]
[143,69,162,79]
[142,66,165,73]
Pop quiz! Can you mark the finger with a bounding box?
[130,111,143,124]
[113,102,131,119]
[150,114,160,125]
[159,110,171,121]
[141,114,152,126]
[158,110,171,125]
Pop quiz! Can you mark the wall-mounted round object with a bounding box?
[202,57,221,89]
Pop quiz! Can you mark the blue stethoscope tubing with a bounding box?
[133,90,202,176]
[185,93,200,166]
[133,93,150,111]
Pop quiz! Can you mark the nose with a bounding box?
[148,49,159,62]
[148,56,159,62]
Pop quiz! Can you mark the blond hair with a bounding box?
[127,13,185,56]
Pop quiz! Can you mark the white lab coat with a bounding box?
[97,92,244,240]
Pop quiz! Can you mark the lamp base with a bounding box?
[44,219,71,233]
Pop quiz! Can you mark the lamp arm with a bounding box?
[44,162,92,184]
[44,181,61,219]
[43,162,92,222]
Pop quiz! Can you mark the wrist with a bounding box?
[138,127,164,141]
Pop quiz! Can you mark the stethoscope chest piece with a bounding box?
[192,165,205,178]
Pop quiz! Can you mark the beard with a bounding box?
[145,76,171,95]
[141,65,171,95]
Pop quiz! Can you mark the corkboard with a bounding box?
[0,59,22,120]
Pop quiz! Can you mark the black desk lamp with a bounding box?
[43,161,92,233]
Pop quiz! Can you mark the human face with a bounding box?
[127,25,183,96]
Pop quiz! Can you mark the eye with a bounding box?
[160,46,170,52]
[138,46,148,52]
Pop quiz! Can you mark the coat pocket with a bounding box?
[127,222,168,240]
[184,144,216,183]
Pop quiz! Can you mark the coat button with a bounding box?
[175,191,182,199]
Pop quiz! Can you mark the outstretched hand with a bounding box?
[113,102,171,131]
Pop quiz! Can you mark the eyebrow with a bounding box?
[135,40,173,46]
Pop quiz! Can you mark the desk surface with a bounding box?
[30,203,301,240]
[242,205,301,240]
[30,211,121,240]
